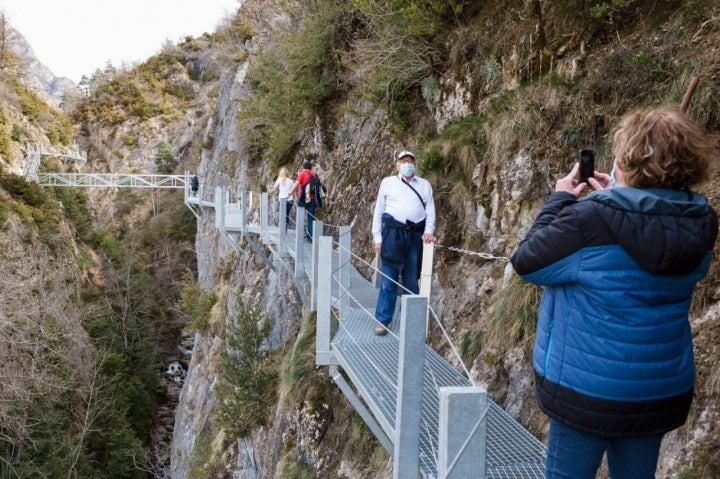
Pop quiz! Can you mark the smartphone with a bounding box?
[579,149,595,183]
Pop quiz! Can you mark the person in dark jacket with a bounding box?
[191,174,199,196]
[511,106,718,478]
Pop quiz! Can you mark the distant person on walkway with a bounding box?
[372,150,436,336]
[268,166,294,228]
[288,160,319,240]
[191,175,199,196]
[511,106,718,478]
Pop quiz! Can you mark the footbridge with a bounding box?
[29,158,547,477]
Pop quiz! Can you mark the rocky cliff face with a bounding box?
[166,1,720,478]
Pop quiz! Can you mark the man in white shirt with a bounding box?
[372,150,436,335]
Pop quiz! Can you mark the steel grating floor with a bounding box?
[332,311,546,478]
[261,227,547,477]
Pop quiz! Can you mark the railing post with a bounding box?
[310,220,324,310]
[294,205,305,278]
[339,225,351,320]
[260,192,269,242]
[420,242,434,332]
[316,236,336,366]
[373,254,382,289]
[279,198,288,256]
[214,186,224,230]
[394,295,426,479]
[240,190,248,236]
[438,387,487,479]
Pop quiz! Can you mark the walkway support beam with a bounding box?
[339,226,351,321]
[294,206,305,278]
[279,198,288,256]
[316,235,336,366]
[260,192,269,243]
[310,220,323,310]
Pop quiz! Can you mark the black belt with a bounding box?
[382,213,426,232]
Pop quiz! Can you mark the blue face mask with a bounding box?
[610,162,624,188]
[400,163,415,177]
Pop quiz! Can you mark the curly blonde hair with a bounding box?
[612,106,715,189]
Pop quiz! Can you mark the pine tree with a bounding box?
[154,140,177,174]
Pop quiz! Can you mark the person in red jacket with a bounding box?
[288,160,319,240]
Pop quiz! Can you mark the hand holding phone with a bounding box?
[579,149,595,183]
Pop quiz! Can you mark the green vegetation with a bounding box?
[214,303,278,438]
[187,431,224,479]
[52,187,94,242]
[240,2,349,166]
[280,312,333,407]
[0,124,11,159]
[489,275,543,349]
[459,329,484,365]
[154,139,178,173]
[677,456,720,479]
[278,459,317,478]
[0,172,64,247]
[348,0,468,131]
[73,75,166,125]
[177,275,218,332]
[6,79,73,145]
[560,123,583,145]
[0,200,171,479]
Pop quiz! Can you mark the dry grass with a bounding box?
[487,274,542,351]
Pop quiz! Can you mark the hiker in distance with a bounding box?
[371,150,436,336]
[288,160,320,241]
[268,166,294,229]
[511,106,718,478]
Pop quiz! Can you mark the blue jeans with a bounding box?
[546,419,663,479]
[299,199,317,238]
[283,200,293,228]
[375,231,421,326]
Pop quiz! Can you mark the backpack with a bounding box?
[304,173,327,207]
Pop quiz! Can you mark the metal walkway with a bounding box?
[194,189,548,478]
[36,172,189,188]
[23,142,87,180]
[28,154,547,477]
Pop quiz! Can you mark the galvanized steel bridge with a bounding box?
[27,143,547,477]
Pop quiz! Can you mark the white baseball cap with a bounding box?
[396,150,416,161]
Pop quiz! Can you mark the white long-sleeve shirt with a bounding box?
[372,174,436,244]
[273,177,294,199]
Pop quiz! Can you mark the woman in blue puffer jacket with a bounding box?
[511,106,718,479]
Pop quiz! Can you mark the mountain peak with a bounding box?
[7,24,78,108]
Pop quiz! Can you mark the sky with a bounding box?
[1,0,241,83]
